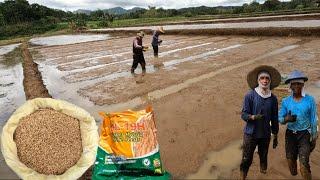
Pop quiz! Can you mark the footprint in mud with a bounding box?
[136,79,145,84]
[153,62,164,71]
[135,77,145,84]
[0,93,7,98]
[132,73,145,84]
[186,140,242,179]
[0,83,14,87]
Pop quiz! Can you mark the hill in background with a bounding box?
[74,7,145,15]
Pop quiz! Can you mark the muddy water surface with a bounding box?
[0,44,25,124]
[0,44,24,180]
[29,34,111,46]
[0,44,21,55]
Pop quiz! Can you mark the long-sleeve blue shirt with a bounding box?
[241,90,279,138]
[278,94,318,136]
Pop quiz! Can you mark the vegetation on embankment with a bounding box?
[1,46,23,67]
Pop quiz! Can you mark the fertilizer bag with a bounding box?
[93,106,170,179]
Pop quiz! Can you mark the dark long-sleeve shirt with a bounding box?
[133,37,143,55]
[241,90,279,138]
[151,30,160,46]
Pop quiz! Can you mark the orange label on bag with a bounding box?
[98,107,157,158]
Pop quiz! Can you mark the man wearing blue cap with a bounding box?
[279,70,318,180]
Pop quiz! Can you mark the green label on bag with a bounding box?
[93,147,171,180]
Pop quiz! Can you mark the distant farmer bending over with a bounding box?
[151,26,165,58]
[131,31,147,75]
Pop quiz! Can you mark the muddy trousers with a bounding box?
[152,45,158,57]
[285,129,312,180]
[131,54,146,73]
[240,134,270,178]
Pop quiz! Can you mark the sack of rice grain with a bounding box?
[1,98,99,179]
[93,106,170,179]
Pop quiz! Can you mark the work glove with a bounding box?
[158,40,162,45]
[284,110,297,123]
[272,134,278,149]
[252,114,264,121]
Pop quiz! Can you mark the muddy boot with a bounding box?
[240,170,247,180]
[287,159,298,176]
[300,163,311,180]
[260,163,267,174]
[131,68,135,74]
[260,168,267,174]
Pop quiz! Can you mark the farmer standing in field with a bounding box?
[131,31,148,75]
[278,70,318,180]
[240,65,280,180]
[151,26,165,58]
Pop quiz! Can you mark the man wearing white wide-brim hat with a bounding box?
[240,65,280,180]
[151,26,165,58]
[279,70,318,180]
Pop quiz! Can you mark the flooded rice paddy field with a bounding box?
[31,35,320,112]
[1,33,320,179]
[0,43,26,179]
[29,34,111,46]
[0,43,25,126]
[90,20,320,32]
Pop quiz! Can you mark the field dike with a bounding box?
[21,42,51,100]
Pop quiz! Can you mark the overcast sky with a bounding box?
[0,0,288,11]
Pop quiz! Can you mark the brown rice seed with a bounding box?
[14,108,82,175]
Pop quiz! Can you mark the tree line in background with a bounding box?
[0,0,320,39]
[118,0,320,19]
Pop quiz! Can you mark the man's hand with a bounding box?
[251,114,264,121]
[142,46,149,51]
[273,135,278,149]
[285,110,297,123]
